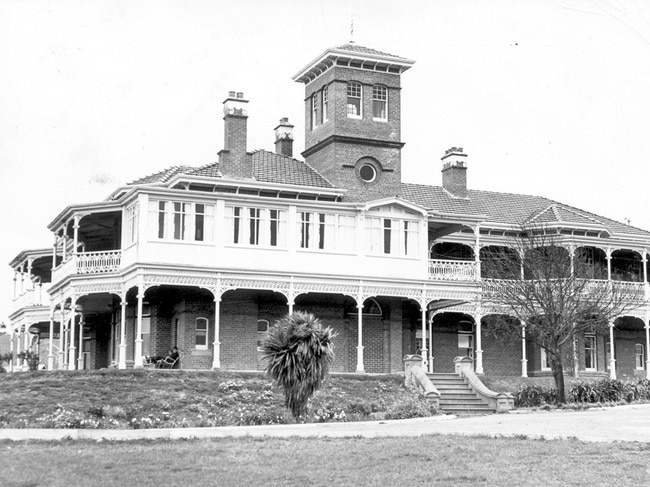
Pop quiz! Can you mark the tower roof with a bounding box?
[292,43,415,84]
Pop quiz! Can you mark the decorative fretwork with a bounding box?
[428,259,478,281]
[72,281,124,296]
[76,250,122,274]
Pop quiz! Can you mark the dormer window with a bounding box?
[372,85,387,121]
[347,82,362,118]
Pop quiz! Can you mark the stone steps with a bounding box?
[428,373,493,413]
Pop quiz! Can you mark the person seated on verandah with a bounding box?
[156,347,180,369]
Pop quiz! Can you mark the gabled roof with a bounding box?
[401,183,650,237]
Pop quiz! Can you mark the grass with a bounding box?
[0,369,438,428]
[1,435,649,486]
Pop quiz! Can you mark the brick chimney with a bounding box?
[218,91,252,178]
[274,117,294,157]
[441,147,468,198]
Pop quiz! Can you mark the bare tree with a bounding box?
[481,227,644,403]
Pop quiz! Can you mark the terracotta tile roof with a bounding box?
[252,150,333,188]
[128,166,192,185]
[335,43,406,59]
[401,183,650,237]
[127,151,333,189]
[187,163,221,178]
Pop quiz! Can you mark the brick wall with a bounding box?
[482,334,522,376]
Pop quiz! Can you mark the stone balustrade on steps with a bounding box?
[403,354,515,413]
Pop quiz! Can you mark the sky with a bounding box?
[1,0,650,325]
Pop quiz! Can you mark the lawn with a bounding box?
[1,435,649,486]
[0,369,437,428]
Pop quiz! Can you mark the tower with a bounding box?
[292,44,414,201]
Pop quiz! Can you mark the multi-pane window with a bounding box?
[636,343,645,369]
[372,85,387,120]
[195,317,208,350]
[125,203,138,246]
[311,93,319,129]
[298,212,355,252]
[347,82,362,118]
[540,348,551,371]
[322,85,329,122]
[585,335,596,370]
[367,217,419,256]
[149,200,214,242]
[227,206,287,247]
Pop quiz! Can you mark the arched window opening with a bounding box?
[480,246,521,279]
[636,343,645,370]
[195,317,208,350]
[575,247,607,279]
[611,250,643,282]
[431,242,474,261]
[257,319,270,351]
[523,246,570,280]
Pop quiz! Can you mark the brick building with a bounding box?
[7,43,650,382]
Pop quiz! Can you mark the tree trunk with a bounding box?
[550,358,566,404]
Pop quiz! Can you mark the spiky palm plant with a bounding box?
[260,312,336,418]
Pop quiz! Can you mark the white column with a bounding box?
[521,320,528,377]
[606,248,612,281]
[134,290,144,368]
[8,329,14,372]
[420,301,428,370]
[77,313,84,370]
[118,299,127,369]
[427,310,434,373]
[645,317,650,379]
[12,271,17,299]
[473,225,481,280]
[212,296,221,369]
[68,296,77,370]
[26,259,33,292]
[355,294,365,373]
[474,312,483,374]
[58,303,66,369]
[609,321,616,379]
[47,306,55,370]
[73,215,80,254]
[642,252,647,283]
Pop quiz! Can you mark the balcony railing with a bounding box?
[12,284,52,311]
[428,259,478,281]
[76,250,122,274]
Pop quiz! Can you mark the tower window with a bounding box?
[372,85,387,121]
[359,164,376,182]
[347,82,362,118]
[311,93,319,129]
[322,86,329,123]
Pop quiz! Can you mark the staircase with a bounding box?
[429,373,493,413]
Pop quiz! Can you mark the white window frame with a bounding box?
[372,85,388,121]
[366,216,420,257]
[347,82,362,119]
[585,334,597,371]
[195,317,208,350]
[298,211,357,253]
[125,203,139,246]
[149,200,214,243]
[635,343,645,370]
[322,85,329,123]
[540,347,551,371]
[226,205,287,248]
[311,93,319,129]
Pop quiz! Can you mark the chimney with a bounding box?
[274,117,294,157]
[441,147,468,198]
[219,91,252,178]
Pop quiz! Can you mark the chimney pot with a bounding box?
[236,92,244,99]
[228,90,236,97]
[274,117,294,157]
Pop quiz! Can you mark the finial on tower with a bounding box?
[350,15,355,43]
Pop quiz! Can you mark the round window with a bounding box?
[359,164,377,182]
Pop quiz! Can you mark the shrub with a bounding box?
[514,385,557,407]
[568,379,638,404]
[384,394,438,420]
